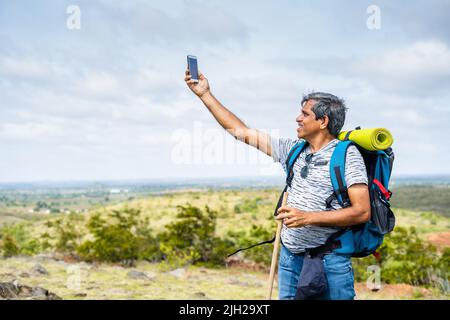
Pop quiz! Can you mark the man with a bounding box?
[185,70,370,300]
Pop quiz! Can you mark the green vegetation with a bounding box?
[353,227,449,292]
[46,218,82,253]
[227,224,275,265]
[1,205,235,268]
[77,208,158,264]
[0,223,42,255]
[234,198,259,213]
[0,235,19,258]
[390,186,450,217]
[0,185,449,299]
[0,186,151,226]
[158,204,234,268]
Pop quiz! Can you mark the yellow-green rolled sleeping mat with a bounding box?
[338,128,393,151]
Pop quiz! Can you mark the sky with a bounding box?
[1,0,449,183]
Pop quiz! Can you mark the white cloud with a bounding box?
[0,122,61,141]
[0,56,67,80]
[351,40,450,94]
[380,110,423,126]
[89,0,250,49]
[73,71,121,98]
[1,1,450,182]
[356,40,450,76]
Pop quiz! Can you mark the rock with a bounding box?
[0,282,61,300]
[34,254,55,263]
[127,270,155,281]
[168,268,186,278]
[86,285,99,290]
[193,291,210,300]
[194,292,206,297]
[30,264,49,276]
[31,287,49,297]
[74,293,87,297]
[120,259,136,268]
[0,282,17,298]
[228,278,250,287]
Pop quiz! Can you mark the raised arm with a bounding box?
[185,70,272,157]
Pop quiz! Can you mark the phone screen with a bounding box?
[187,55,199,82]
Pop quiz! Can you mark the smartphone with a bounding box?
[187,55,199,83]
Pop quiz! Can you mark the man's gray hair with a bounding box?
[301,92,348,137]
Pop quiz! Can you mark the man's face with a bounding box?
[296,99,322,140]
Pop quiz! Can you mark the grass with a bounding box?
[1,256,447,300]
[0,256,270,300]
[20,189,280,242]
[390,186,450,217]
[394,208,450,236]
[1,186,449,300]
[24,187,449,242]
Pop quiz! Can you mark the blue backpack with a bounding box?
[282,135,395,258]
[227,130,395,259]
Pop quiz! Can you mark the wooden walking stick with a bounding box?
[266,191,288,300]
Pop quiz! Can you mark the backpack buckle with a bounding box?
[325,194,335,209]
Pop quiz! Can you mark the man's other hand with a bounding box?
[276,206,312,228]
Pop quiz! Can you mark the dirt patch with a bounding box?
[225,257,269,272]
[355,283,434,299]
[427,232,450,251]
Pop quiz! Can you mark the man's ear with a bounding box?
[320,116,329,130]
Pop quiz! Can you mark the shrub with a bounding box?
[158,204,234,267]
[49,218,81,252]
[353,226,449,290]
[233,198,259,214]
[21,239,41,255]
[77,208,158,264]
[0,235,20,258]
[227,224,275,265]
[0,223,42,256]
[390,186,450,217]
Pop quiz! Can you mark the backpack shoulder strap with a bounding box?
[329,140,353,207]
[285,140,308,187]
[226,141,306,258]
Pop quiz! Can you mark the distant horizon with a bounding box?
[1,173,450,187]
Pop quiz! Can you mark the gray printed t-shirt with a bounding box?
[271,137,368,254]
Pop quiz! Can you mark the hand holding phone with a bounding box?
[185,55,210,97]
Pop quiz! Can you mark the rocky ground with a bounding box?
[0,255,447,300]
[0,282,61,300]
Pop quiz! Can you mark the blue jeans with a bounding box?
[278,244,355,300]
